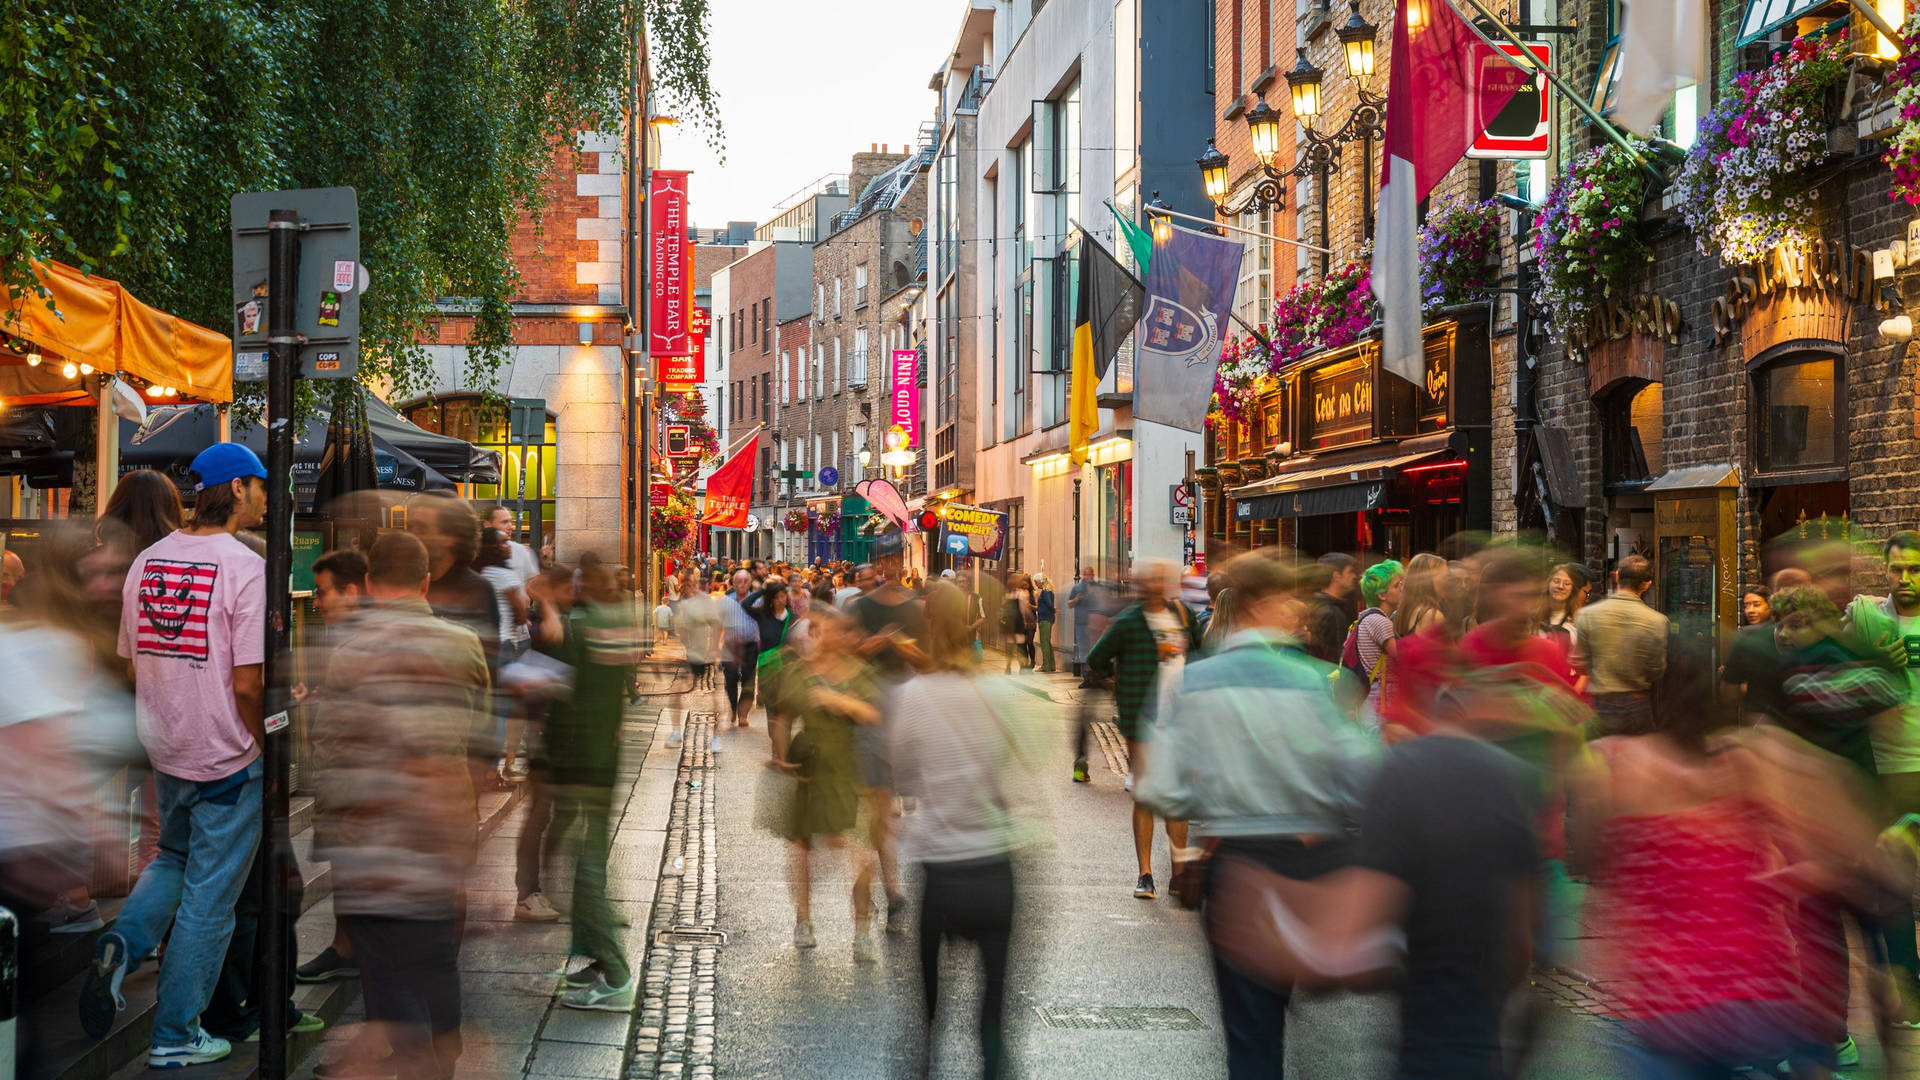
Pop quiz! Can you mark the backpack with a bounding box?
[1339,608,1388,683]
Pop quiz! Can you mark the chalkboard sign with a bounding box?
[291,530,325,596]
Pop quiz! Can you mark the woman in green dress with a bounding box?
[778,607,883,960]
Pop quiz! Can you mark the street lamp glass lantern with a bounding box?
[1244,98,1285,166]
[1338,2,1378,87]
[1285,49,1325,126]
[1145,192,1174,245]
[1196,141,1232,201]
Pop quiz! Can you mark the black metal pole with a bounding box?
[1,905,16,1080]
[260,207,299,1080]
[1318,164,1331,278]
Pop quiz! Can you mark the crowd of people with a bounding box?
[17,441,1920,1079]
[0,442,645,1077]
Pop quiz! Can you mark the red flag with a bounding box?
[698,433,758,528]
[1372,0,1527,382]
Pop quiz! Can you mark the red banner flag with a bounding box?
[649,171,692,357]
[698,433,758,528]
[1372,0,1526,384]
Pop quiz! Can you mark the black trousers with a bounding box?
[919,855,1015,1079]
[342,913,462,1080]
[723,660,756,712]
[202,816,303,1040]
[1204,837,1351,1080]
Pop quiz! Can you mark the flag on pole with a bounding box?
[1070,231,1148,464]
[1373,0,1530,383]
[1612,0,1708,134]
[1134,222,1244,433]
[698,432,758,528]
[1108,201,1154,277]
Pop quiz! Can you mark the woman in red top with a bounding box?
[1572,671,1894,1077]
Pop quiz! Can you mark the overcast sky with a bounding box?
[656,0,958,228]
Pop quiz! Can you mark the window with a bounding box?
[833,278,843,317]
[403,397,558,541]
[1755,352,1842,474]
[1115,0,1138,179]
[833,338,843,391]
[814,345,824,399]
[761,299,771,352]
[780,349,790,404]
[816,283,824,319]
[761,372,771,418]
[1236,204,1275,330]
[750,305,757,345]
[855,265,869,307]
[852,328,869,386]
[1592,0,1621,115]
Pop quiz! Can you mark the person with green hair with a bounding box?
[1346,560,1404,726]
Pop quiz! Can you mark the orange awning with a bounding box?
[0,261,233,404]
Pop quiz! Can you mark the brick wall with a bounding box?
[1211,0,1302,300]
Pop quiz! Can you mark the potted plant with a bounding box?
[1534,139,1654,341]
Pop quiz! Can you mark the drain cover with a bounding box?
[653,927,728,947]
[1034,1006,1208,1031]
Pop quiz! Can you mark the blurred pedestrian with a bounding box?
[1087,559,1201,899]
[0,547,22,606]
[1573,555,1668,736]
[775,608,882,959]
[1137,550,1378,1078]
[83,443,272,1066]
[1542,563,1592,646]
[548,562,643,1011]
[483,504,541,583]
[667,568,724,749]
[296,549,369,987]
[999,573,1033,673]
[313,531,487,1079]
[1034,572,1057,673]
[889,581,1042,1078]
[409,494,503,798]
[1342,560,1402,726]
[719,569,761,726]
[1304,553,1360,663]
[1067,566,1091,676]
[1743,584,1774,626]
[851,566,927,932]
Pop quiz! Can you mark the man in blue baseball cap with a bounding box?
[82,441,290,1066]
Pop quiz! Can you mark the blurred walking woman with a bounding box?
[888,581,1042,1079]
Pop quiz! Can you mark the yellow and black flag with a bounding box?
[1069,230,1146,465]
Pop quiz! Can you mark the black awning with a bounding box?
[1237,479,1390,521]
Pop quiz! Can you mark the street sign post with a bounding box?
[230,187,361,1079]
[231,188,362,379]
[1170,483,1193,526]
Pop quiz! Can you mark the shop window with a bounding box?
[1602,380,1663,488]
[404,396,558,537]
[1754,351,1841,474]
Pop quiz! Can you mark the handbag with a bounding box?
[1203,852,1404,991]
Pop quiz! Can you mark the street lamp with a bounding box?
[1284,49,1325,130]
[1244,97,1286,168]
[858,447,872,468]
[1146,192,1174,246]
[1338,1,1379,89]
[1197,141,1231,204]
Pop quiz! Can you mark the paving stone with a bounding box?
[540,1007,634,1046]
[529,1039,627,1077]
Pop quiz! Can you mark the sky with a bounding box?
[656,0,960,229]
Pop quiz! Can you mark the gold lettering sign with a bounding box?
[1710,238,1878,348]
[1570,293,1683,359]
[1306,358,1375,451]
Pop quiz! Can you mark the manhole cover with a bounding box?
[653,927,728,947]
[1034,1006,1207,1031]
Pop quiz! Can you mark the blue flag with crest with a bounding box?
[1134,222,1244,433]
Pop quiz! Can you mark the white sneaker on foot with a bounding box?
[709,736,723,753]
[794,920,817,949]
[514,892,561,922]
[560,974,636,1012]
[149,1029,232,1068]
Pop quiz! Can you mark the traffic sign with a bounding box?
[231,187,363,379]
[818,465,840,488]
[1171,483,1193,526]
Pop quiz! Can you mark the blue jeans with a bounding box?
[110,759,263,1047]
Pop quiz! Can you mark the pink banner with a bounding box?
[649,171,692,357]
[888,348,919,452]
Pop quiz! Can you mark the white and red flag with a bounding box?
[1372,0,1530,383]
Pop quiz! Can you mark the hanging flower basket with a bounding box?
[1883,14,1920,203]
[1534,140,1654,342]
[1676,32,1849,264]
[813,511,841,535]
[1420,197,1504,310]
[1207,253,1374,427]
[783,509,809,533]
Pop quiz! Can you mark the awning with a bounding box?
[364,395,502,484]
[1646,463,1740,492]
[1736,0,1839,44]
[1229,435,1451,521]
[0,262,232,404]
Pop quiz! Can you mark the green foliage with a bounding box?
[2,0,721,413]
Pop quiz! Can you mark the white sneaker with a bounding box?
[514,892,561,922]
[560,973,636,1012]
[1124,771,1134,792]
[794,920,817,949]
[149,1029,232,1068]
[853,929,877,964]
[665,729,684,748]
[709,736,723,753]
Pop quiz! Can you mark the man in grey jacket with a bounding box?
[1136,550,1378,1079]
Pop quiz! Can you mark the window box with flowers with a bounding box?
[1675,32,1851,265]
[1208,255,1374,428]
[1534,139,1654,343]
[1419,197,1505,311]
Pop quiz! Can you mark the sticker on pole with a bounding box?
[333,260,357,291]
[265,710,290,734]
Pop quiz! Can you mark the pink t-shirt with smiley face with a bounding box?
[118,530,265,780]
